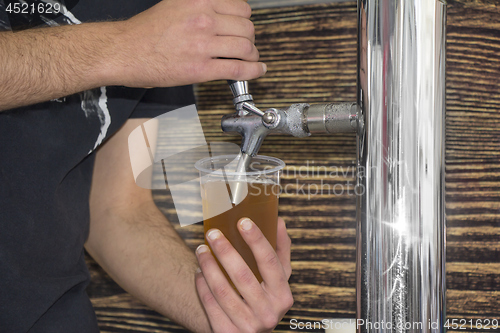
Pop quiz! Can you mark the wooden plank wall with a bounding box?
[87,0,500,331]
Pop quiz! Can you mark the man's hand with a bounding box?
[110,0,265,88]
[195,217,293,332]
[0,0,264,111]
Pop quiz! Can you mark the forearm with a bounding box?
[0,22,122,111]
[0,0,265,112]
[85,200,211,333]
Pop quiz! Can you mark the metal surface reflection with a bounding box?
[219,0,447,329]
[356,0,447,332]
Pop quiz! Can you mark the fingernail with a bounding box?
[239,218,253,231]
[261,62,267,74]
[195,267,201,274]
[196,244,209,255]
[206,229,221,241]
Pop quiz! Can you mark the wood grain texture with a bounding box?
[87,1,500,332]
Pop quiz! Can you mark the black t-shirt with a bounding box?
[0,1,195,332]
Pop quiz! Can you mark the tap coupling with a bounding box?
[274,102,359,137]
[305,102,359,134]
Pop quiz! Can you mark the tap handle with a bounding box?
[227,80,253,111]
[227,80,249,98]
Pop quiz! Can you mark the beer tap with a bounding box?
[223,79,360,204]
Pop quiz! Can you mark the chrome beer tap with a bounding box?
[224,80,360,157]
[223,80,360,204]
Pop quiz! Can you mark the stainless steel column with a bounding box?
[356,0,447,332]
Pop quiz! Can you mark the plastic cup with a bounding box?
[195,154,285,283]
